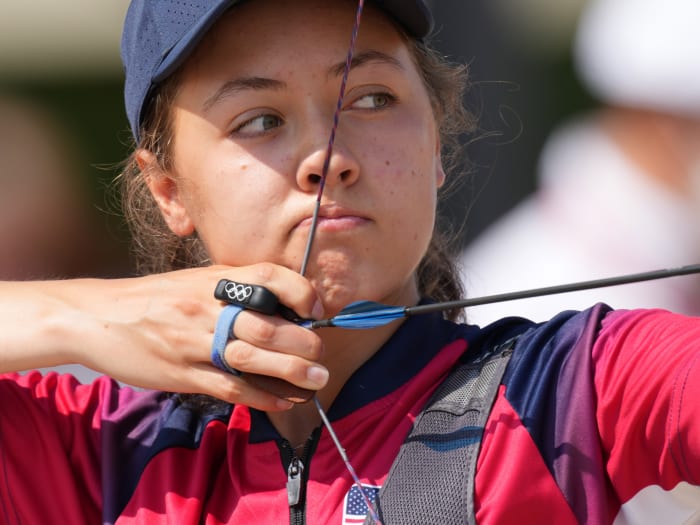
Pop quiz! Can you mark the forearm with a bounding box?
[0,264,330,413]
[0,278,130,373]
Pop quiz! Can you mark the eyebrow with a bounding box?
[328,49,405,78]
[203,50,404,112]
[203,77,286,112]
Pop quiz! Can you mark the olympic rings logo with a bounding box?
[224,282,253,303]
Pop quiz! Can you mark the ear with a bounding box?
[137,149,195,236]
[435,156,446,188]
[434,139,446,189]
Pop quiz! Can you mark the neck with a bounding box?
[267,318,402,447]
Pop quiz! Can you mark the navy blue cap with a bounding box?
[121,0,434,142]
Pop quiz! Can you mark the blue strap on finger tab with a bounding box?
[211,305,244,376]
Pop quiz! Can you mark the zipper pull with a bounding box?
[286,457,304,506]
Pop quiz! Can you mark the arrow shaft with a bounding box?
[405,263,700,317]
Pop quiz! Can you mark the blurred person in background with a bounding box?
[0,94,120,382]
[460,0,700,325]
[0,95,107,280]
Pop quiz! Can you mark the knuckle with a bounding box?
[305,334,324,360]
[215,378,244,402]
[280,356,305,380]
[227,340,253,369]
[175,298,206,317]
[246,316,277,344]
[253,262,276,283]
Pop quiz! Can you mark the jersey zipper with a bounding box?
[278,427,322,525]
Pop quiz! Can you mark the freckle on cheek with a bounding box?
[385,160,391,166]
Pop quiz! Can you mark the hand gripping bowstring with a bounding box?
[297,1,381,522]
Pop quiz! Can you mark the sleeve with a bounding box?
[593,309,700,517]
[0,371,137,524]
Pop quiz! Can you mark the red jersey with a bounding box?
[0,304,699,523]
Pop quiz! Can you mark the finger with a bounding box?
[233,310,323,361]
[241,373,315,404]
[223,338,328,391]
[207,306,325,401]
[192,366,297,412]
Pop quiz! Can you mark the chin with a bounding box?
[314,282,361,317]
[310,253,418,313]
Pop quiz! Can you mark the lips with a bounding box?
[295,204,370,233]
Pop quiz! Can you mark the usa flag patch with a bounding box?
[342,484,380,524]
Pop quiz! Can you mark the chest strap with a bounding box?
[364,335,518,525]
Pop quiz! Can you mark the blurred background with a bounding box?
[451,0,700,324]
[428,0,592,250]
[0,1,133,280]
[4,0,698,333]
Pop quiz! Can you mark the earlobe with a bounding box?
[435,149,446,189]
[137,149,196,236]
[433,135,447,188]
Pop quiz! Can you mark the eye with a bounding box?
[350,92,396,110]
[232,113,284,136]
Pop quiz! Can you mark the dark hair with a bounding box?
[117,35,475,321]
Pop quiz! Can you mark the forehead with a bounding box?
[186,0,409,74]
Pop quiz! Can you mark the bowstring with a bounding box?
[298,1,381,522]
[299,0,365,276]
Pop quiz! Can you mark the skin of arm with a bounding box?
[0,264,327,412]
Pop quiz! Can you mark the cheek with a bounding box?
[366,115,436,181]
[182,163,286,263]
[370,141,437,203]
[371,150,438,248]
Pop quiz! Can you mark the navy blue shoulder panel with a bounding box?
[101,392,232,523]
[502,304,610,445]
[501,303,613,521]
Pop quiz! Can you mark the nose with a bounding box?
[295,133,360,193]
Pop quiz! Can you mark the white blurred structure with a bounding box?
[0,1,127,76]
[461,0,700,325]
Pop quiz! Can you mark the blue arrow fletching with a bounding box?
[319,301,406,329]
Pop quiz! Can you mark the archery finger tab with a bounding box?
[215,278,310,324]
[276,303,308,324]
[242,373,315,404]
[210,304,313,403]
[211,304,244,376]
[214,279,279,315]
